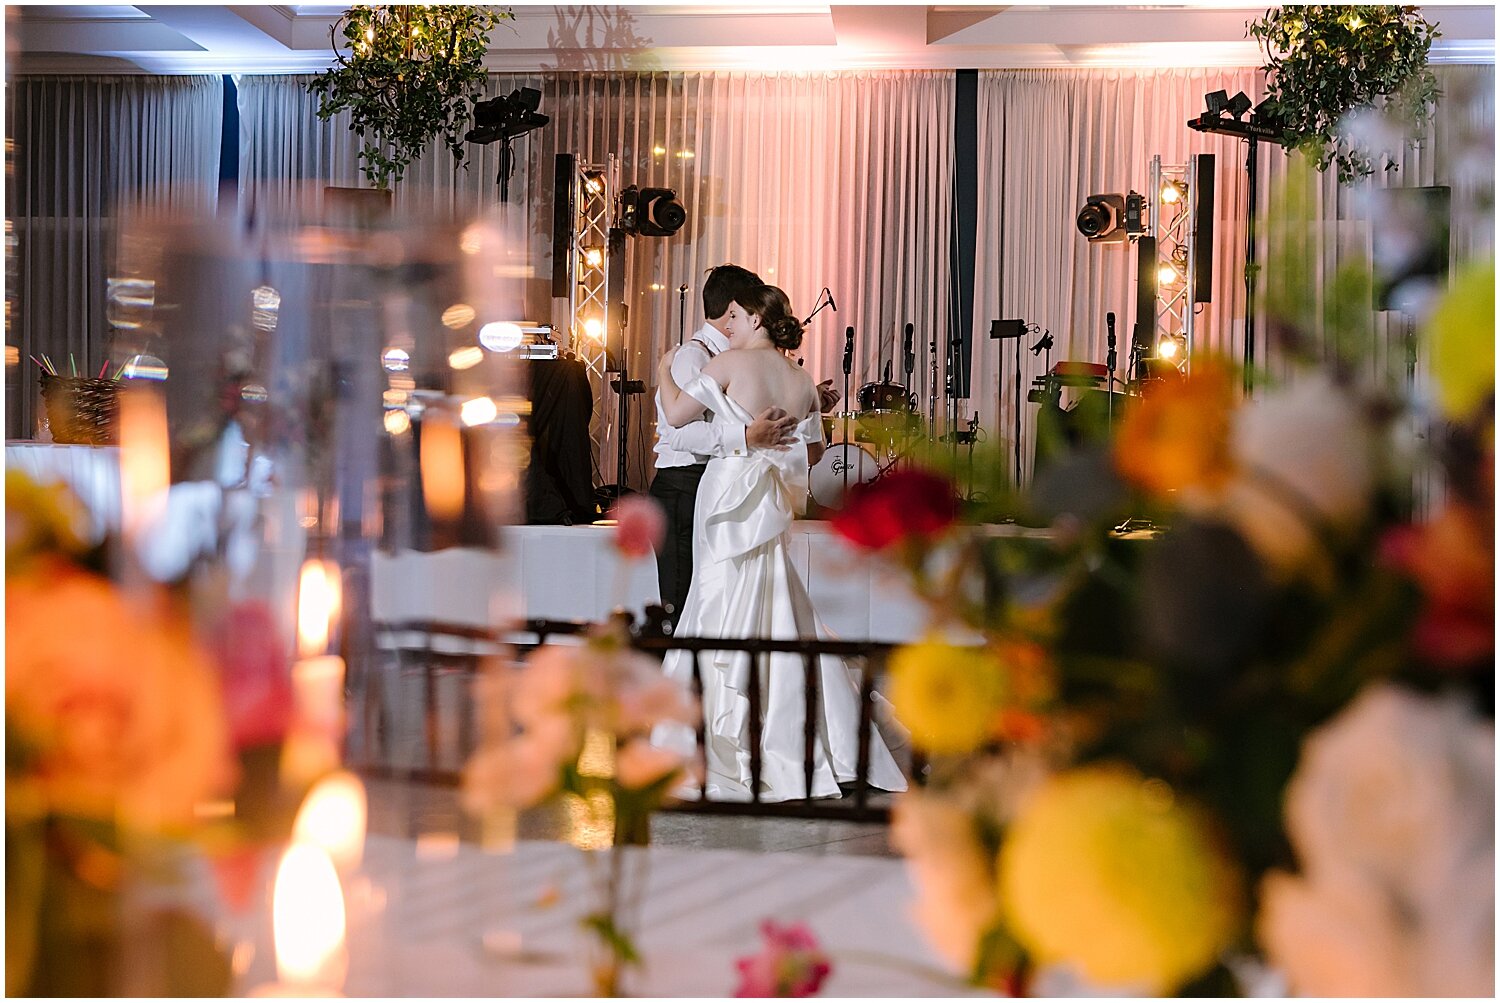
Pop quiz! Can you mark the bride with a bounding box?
[651,284,907,802]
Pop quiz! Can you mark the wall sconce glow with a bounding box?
[384,409,411,436]
[461,395,499,427]
[649,283,664,291]
[382,347,410,372]
[121,354,169,381]
[449,345,484,371]
[478,321,524,352]
[582,317,604,341]
[442,303,477,329]
[581,246,605,269]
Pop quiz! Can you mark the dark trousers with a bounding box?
[649,462,707,622]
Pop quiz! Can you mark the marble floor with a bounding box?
[363,775,899,859]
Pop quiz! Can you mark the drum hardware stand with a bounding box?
[841,325,854,498]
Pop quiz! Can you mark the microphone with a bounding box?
[826,289,837,313]
[1106,311,1117,372]
[902,322,914,374]
[1029,331,1053,355]
[842,326,854,377]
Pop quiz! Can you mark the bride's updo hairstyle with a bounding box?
[740,284,805,351]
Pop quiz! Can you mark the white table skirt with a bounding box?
[5,441,121,542]
[231,833,984,998]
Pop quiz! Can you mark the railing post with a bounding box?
[802,650,818,801]
[692,650,708,801]
[747,650,764,803]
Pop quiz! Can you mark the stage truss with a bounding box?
[565,154,620,484]
[1146,153,1206,372]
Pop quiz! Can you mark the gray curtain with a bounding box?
[6,74,224,438]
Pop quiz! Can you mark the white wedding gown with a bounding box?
[654,373,908,802]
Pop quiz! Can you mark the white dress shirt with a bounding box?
[653,322,749,470]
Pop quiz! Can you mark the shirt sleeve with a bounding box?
[658,344,750,459]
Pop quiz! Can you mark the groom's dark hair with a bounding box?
[702,264,763,321]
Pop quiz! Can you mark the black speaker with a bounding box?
[1192,154,1215,304]
[1134,235,1157,363]
[551,154,575,299]
[1373,186,1450,313]
[604,227,627,373]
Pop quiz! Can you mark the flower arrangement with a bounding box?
[841,155,1493,994]
[308,5,511,190]
[733,920,833,997]
[463,495,697,996]
[1248,5,1441,182]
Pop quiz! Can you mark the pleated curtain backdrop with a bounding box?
[237,71,954,492]
[6,75,224,437]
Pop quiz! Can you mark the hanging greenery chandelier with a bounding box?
[308,5,511,191]
[1248,5,1440,184]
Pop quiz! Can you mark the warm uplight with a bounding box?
[1161,182,1184,204]
[478,321,524,353]
[449,345,484,370]
[581,246,605,269]
[271,845,347,990]
[1158,337,1181,360]
[583,171,605,195]
[652,146,667,156]
[297,559,342,659]
[461,396,499,427]
[675,150,695,159]
[384,409,411,436]
[582,317,604,341]
[442,303,477,329]
[1158,264,1181,287]
[293,771,368,872]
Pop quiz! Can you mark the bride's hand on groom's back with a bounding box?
[748,407,797,451]
[657,347,680,388]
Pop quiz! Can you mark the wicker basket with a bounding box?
[40,374,121,445]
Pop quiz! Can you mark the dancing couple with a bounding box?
[649,265,907,802]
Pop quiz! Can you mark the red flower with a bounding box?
[831,469,958,551]
[1380,502,1494,669]
[734,920,832,997]
[209,601,294,749]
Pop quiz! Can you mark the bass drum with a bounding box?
[809,443,877,509]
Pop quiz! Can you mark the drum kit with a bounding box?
[809,376,924,508]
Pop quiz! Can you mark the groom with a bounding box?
[650,264,838,628]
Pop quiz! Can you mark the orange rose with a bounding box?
[1115,360,1238,496]
[6,565,235,831]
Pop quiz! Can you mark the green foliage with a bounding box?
[1248,5,1441,183]
[307,5,510,190]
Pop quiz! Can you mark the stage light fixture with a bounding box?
[581,246,605,269]
[618,185,687,238]
[1161,180,1186,204]
[583,171,606,195]
[1158,263,1181,286]
[1077,193,1126,243]
[466,87,549,145]
[1157,335,1181,360]
[1226,92,1252,120]
[1204,90,1229,114]
[583,316,604,341]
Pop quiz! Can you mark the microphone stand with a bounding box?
[842,326,854,500]
[677,283,689,347]
[927,332,938,442]
[802,287,835,327]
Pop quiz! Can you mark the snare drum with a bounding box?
[857,381,912,414]
[809,442,876,508]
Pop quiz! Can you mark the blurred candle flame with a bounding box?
[420,412,465,521]
[272,844,347,989]
[297,559,341,659]
[292,770,368,872]
[118,386,169,537]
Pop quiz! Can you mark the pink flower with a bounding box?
[615,738,685,790]
[734,920,832,997]
[609,495,666,560]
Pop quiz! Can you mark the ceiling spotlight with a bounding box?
[581,246,605,269]
[1226,91,1252,120]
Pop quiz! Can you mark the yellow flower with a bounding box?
[6,470,89,570]
[6,567,235,832]
[997,765,1244,993]
[1115,358,1238,497]
[1427,259,1495,421]
[889,640,1005,755]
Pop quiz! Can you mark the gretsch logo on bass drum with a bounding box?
[831,457,851,475]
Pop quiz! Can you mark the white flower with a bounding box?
[1257,684,1494,996]
[1216,375,1376,578]
[890,789,1001,974]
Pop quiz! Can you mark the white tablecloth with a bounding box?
[5,441,121,542]
[234,834,983,997]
